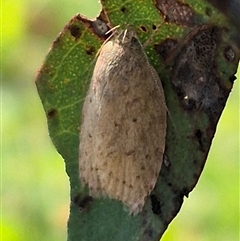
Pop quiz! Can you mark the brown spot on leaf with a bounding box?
[170,25,230,123]
[86,46,95,56]
[47,109,57,119]
[155,0,196,26]
[154,38,178,61]
[69,25,82,39]
[73,194,93,211]
[120,6,127,13]
[150,194,161,215]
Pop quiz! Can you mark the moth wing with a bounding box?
[79,82,102,196]
[94,61,166,214]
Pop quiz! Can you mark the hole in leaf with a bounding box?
[73,194,93,211]
[150,194,161,215]
[86,46,95,56]
[69,25,82,39]
[140,25,147,32]
[120,6,127,13]
[47,109,57,119]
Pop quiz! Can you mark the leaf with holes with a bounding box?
[35,0,239,240]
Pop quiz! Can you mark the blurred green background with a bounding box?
[2,0,239,240]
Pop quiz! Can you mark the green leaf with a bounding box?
[35,0,239,240]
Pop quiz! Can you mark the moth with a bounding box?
[79,27,166,215]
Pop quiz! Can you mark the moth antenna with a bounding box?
[105,25,121,36]
[122,28,128,43]
[96,25,121,57]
